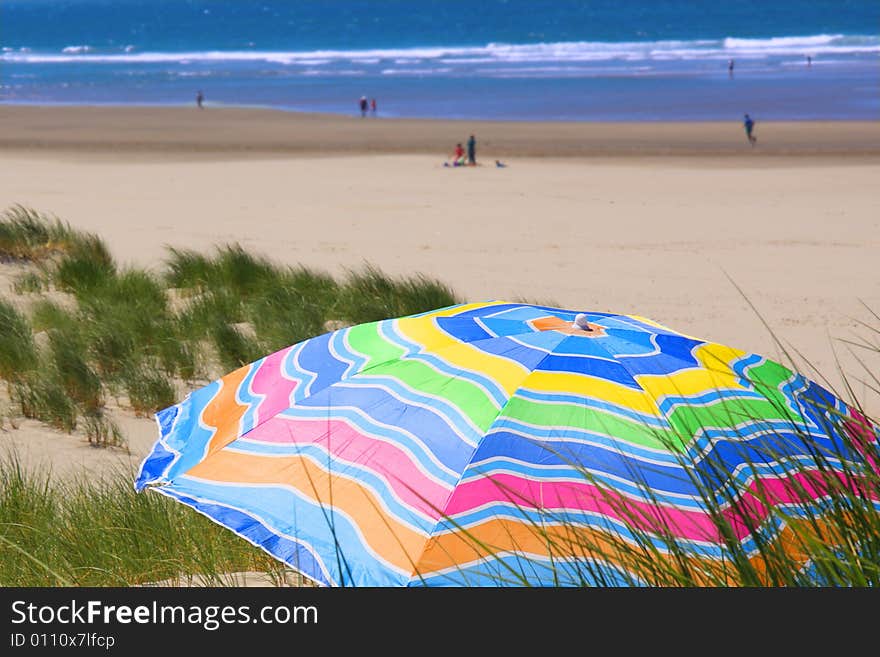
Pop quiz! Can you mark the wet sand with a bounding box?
[2,105,880,157]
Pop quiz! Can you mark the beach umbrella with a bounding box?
[135,301,879,586]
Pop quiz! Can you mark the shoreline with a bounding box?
[2,105,880,158]
[5,100,879,123]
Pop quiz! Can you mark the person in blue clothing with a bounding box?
[466,134,477,165]
[743,113,757,145]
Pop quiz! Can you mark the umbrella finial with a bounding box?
[573,313,592,331]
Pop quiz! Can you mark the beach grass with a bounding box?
[0,205,82,262]
[0,299,38,381]
[208,322,264,371]
[11,370,78,434]
[165,243,280,297]
[52,234,117,296]
[0,452,290,586]
[119,366,177,418]
[335,264,458,324]
[1,206,461,433]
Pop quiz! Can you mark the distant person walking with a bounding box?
[807,55,812,67]
[196,90,204,109]
[743,113,757,145]
[467,134,477,165]
[359,95,368,117]
[370,98,377,116]
[728,59,735,77]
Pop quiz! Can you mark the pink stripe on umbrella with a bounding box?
[243,416,453,519]
[249,347,300,426]
[444,469,879,544]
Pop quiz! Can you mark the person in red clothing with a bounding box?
[370,98,377,116]
[443,143,467,167]
[452,142,465,166]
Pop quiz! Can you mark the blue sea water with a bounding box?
[1,0,878,120]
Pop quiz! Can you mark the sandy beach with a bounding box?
[1,106,879,474]
[3,106,880,157]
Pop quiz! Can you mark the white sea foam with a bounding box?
[380,67,453,76]
[3,34,877,67]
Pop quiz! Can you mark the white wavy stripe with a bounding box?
[328,329,361,381]
[713,458,860,498]
[600,329,700,366]
[332,377,483,447]
[486,421,680,466]
[484,304,542,319]
[194,379,225,465]
[775,368,845,427]
[433,498,800,560]
[279,403,463,482]
[8,34,873,65]
[240,420,453,492]
[513,386,669,429]
[431,504,721,549]
[291,339,321,399]
[460,454,861,515]
[736,354,768,384]
[384,319,512,406]
[413,322,533,393]
[341,329,373,377]
[489,416,845,476]
[446,474,714,524]
[459,461,701,504]
[219,445,440,532]
[687,417,821,461]
[179,474,418,579]
[609,331,663,359]
[151,485,335,586]
[473,316,499,338]
[278,341,312,403]
[136,401,185,486]
[656,388,767,416]
[237,357,266,434]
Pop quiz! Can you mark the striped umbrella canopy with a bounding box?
[135,301,878,586]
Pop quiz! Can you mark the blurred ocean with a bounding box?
[2,0,878,120]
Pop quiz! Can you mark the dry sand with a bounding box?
[1,106,879,477]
